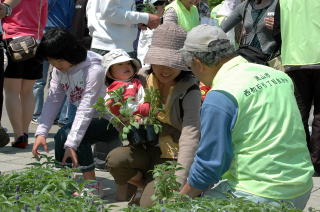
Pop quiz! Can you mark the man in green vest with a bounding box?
[179,25,314,209]
[280,0,320,177]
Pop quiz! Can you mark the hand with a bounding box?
[32,136,48,158]
[147,14,161,29]
[138,23,147,30]
[0,3,6,19]
[62,147,79,168]
[264,17,274,30]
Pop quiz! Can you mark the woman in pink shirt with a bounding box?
[1,0,48,148]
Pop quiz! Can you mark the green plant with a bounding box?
[93,86,163,141]
[0,154,111,212]
[122,162,313,212]
[139,0,158,14]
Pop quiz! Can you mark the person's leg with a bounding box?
[4,78,24,139]
[0,46,10,147]
[20,79,36,134]
[107,146,150,201]
[310,70,320,174]
[287,70,313,150]
[32,60,49,121]
[55,118,120,180]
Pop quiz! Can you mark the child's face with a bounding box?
[110,61,135,81]
[48,57,73,72]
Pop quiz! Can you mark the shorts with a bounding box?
[4,39,42,80]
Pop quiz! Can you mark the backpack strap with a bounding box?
[179,84,200,120]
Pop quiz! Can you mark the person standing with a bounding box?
[280,0,320,176]
[32,0,76,126]
[2,0,48,148]
[0,0,21,147]
[86,0,161,57]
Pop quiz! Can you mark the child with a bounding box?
[32,28,120,195]
[102,49,150,118]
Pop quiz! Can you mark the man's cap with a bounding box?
[182,24,229,52]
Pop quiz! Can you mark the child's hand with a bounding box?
[134,115,144,124]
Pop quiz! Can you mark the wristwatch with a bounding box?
[2,3,12,17]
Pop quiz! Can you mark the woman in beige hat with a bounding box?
[106,23,201,204]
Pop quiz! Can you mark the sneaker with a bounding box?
[31,118,39,125]
[12,134,28,149]
[0,127,10,147]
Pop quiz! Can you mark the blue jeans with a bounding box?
[32,60,49,119]
[57,99,77,125]
[205,180,311,210]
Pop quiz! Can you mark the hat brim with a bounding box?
[144,46,190,71]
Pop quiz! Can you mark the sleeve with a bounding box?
[163,7,178,25]
[35,69,66,138]
[100,0,149,25]
[187,91,237,190]
[64,65,105,150]
[220,1,246,33]
[175,89,201,185]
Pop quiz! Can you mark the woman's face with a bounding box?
[180,0,197,9]
[152,64,181,85]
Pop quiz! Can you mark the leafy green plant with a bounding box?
[122,162,315,212]
[93,86,163,141]
[138,0,158,14]
[0,154,111,212]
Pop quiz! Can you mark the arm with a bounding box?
[163,7,178,25]
[180,91,237,197]
[175,89,201,185]
[0,0,21,18]
[220,1,246,32]
[100,0,149,25]
[35,69,66,138]
[64,64,105,150]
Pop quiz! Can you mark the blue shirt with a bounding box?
[188,91,238,190]
[46,0,75,30]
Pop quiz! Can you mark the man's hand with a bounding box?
[62,147,79,168]
[147,14,161,29]
[32,136,48,157]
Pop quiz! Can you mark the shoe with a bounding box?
[0,127,10,147]
[31,118,39,125]
[128,187,144,206]
[12,134,28,149]
[73,181,103,197]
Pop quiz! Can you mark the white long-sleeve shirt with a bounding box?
[86,0,149,52]
[35,51,106,150]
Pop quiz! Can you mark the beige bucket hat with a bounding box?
[144,23,189,71]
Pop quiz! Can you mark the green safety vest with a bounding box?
[165,0,199,32]
[211,56,313,199]
[280,0,320,65]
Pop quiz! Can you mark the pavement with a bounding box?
[0,108,319,211]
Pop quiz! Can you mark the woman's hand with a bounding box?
[32,136,48,158]
[264,17,274,30]
[62,147,79,168]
